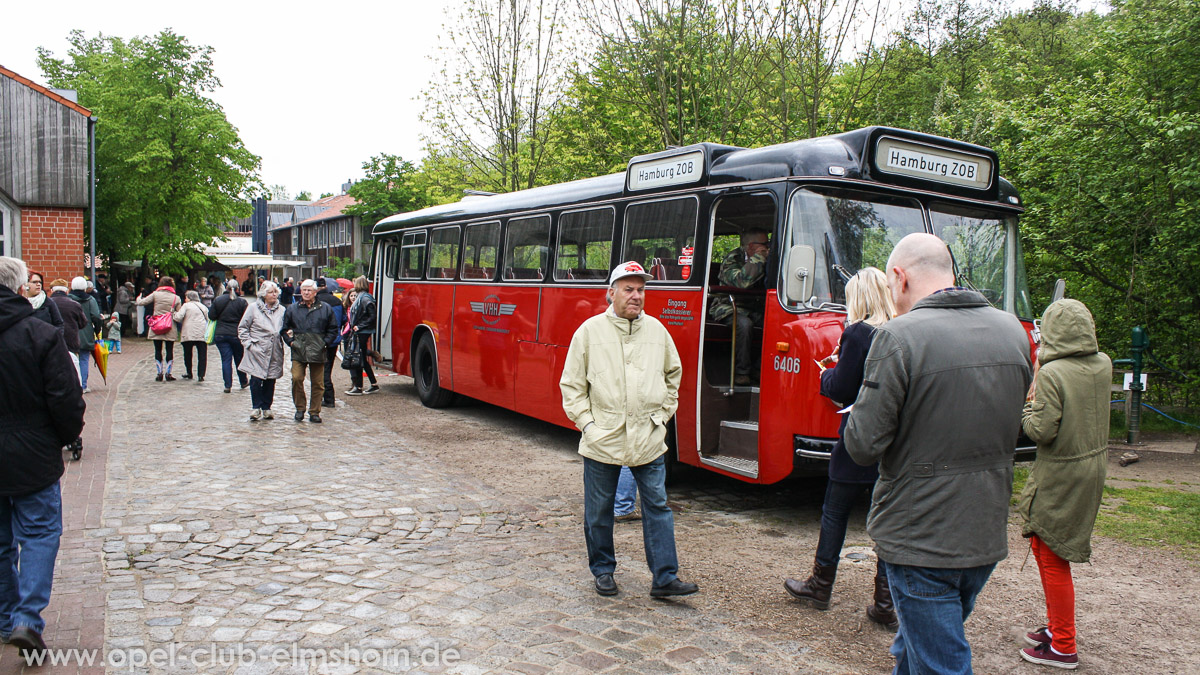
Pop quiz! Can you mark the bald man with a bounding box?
[844,233,1031,674]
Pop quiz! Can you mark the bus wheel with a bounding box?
[413,333,455,408]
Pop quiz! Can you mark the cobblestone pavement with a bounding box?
[3,339,844,674]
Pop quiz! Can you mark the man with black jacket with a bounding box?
[281,279,337,423]
[315,278,345,408]
[0,257,87,659]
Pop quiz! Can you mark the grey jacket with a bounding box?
[237,299,286,380]
[845,290,1032,569]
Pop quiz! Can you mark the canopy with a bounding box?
[213,254,302,268]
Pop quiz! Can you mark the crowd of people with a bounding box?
[561,235,1111,673]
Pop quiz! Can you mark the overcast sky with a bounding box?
[5,1,1106,202]
[3,0,453,199]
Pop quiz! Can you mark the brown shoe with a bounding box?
[784,562,837,610]
[866,573,899,629]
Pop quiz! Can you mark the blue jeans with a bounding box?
[214,335,248,389]
[76,352,89,389]
[815,480,880,572]
[583,456,678,588]
[614,466,638,516]
[885,561,996,675]
[249,376,276,411]
[0,482,63,636]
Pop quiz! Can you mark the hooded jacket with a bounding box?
[559,307,682,467]
[1018,299,1111,563]
[844,289,1032,569]
[69,288,103,352]
[0,286,86,496]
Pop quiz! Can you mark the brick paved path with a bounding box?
[4,339,842,674]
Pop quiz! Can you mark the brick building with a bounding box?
[0,65,93,281]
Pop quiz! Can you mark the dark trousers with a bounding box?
[153,341,174,372]
[119,312,132,338]
[814,479,886,578]
[249,376,276,411]
[182,341,207,378]
[350,335,377,389]
[214,335,248,389]
[322,344,338,404]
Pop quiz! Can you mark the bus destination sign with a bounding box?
[875,137,993,190]
[627,150,705,191]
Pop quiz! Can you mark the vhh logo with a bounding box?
[469,295,516,326]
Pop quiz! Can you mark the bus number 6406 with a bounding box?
[773,356,803,373]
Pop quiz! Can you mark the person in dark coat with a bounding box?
[345,276,380,395]
[785,267,897,627]
[48,279,86,385]
[209,282,250,393]
[315,278,345,408]
[0,257,86,659]
[280,278,295,306]
[281,279,338,422]
[23,271,63,336]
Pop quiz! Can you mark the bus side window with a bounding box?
[503,215,551,280]
[624,197,698,282]
[400,231,426,279]
[427,226,461,280]
[556,207,614,282]
[461,221,500,280]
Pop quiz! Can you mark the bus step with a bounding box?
[700,454,759,479]
[718,420,759,461]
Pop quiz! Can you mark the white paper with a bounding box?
[837,404,853,414]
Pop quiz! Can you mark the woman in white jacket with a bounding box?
[173,290,210,381]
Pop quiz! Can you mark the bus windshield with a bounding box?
[930,203,1033,319]
[783,187,925,307]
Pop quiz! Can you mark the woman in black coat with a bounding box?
[784,267,897,627]
[24,271,63,335]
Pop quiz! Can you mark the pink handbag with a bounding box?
[148,312,173,335]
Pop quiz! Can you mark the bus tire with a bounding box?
[413,333,455,408]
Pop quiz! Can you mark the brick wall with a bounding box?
[20,206,85,282]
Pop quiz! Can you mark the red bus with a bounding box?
[370,126,1035,484]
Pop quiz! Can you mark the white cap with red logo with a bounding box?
[608,261,653,286]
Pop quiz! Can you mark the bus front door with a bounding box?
[374,240,397,362]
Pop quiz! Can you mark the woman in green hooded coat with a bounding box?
[1017,299,1111,670]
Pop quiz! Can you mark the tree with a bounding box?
[267,184,291,200]
[319,192,334,199]
[38,30,261,274]
[345,154,432,229]
[296,190,313,201]
[422,0,569,193]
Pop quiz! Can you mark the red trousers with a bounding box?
[1031,534,1077,654]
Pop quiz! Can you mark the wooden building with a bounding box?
[0,65,92,281]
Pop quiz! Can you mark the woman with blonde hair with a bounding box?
[345,276,379,395]
[785,266,898,627]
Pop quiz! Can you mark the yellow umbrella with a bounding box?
[92,337,109,384]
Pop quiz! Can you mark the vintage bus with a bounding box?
[369,126,1035,484]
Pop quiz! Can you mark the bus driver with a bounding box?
[709,228,770,385]
[560,261,699,599]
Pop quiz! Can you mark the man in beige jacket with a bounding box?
[559,261,697,598]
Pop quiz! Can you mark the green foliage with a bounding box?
[296,190,313,201]
[267,184,290,201]
[324,256,366,279]
[344,154,432,229]
[319,192,334,199]
[38,30,261,274]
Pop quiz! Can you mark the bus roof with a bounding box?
[374,126,1020,235]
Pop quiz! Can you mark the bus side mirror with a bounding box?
[784,244,816,305]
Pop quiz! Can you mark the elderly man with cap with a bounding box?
[559,261,698,599]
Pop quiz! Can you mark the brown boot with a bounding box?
[783,563,837,610]
[866,573,899,629]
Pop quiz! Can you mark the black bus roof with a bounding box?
[374,126,1021,236]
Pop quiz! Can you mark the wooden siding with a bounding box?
[0,74,90,207]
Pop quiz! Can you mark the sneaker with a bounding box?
[262,410,274,420]
[82,387,91,394]
[1020,643,1078,670]
[345,387,364,396]
[249,409,262,421]
[1025,627,1052,647]
[365,384,380,394]
[614,510,641,522]
[309,413,322,423]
